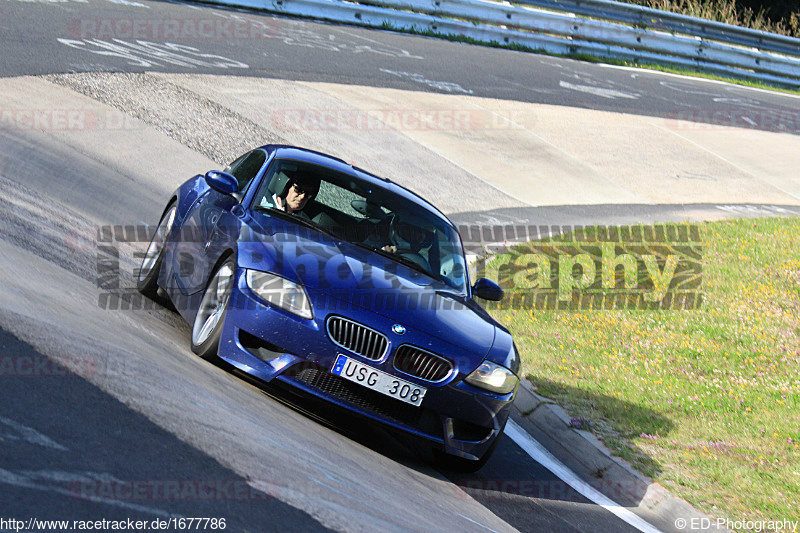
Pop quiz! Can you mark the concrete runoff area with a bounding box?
[1,73,798,531]
[151,73,800,210]
[0,76,217,225]
[36,72,800,214]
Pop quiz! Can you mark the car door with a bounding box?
[171,149,268,295]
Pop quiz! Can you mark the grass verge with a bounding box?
[486,217,799,524]
[634,0,799,38]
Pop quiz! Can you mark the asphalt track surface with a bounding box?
[1,0,798,531]
[2,0,799,134]
[0,123,647,532]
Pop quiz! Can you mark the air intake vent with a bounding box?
[393,345,453,382]
[283,363,444,439]
[326,316,388,361]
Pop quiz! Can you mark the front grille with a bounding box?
[393,345,453,382]
[326,316,388,361]
[284,363,443,439]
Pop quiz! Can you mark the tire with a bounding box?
[137,204,177,300]
[433,430,502,473]
[191,259,236,361]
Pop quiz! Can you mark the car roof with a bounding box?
[261,145,455,227]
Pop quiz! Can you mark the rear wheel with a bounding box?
[191,259,235,361]
[137,204,176,300]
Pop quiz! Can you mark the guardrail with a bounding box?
[212,0,800,87]
[519,0,800,58]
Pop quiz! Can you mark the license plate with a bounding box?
[331,354,427,407]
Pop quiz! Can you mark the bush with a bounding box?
[628,0,800,38]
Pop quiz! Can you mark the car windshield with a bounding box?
[251,158,468,292]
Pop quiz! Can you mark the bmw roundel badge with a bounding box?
[392,324,406,335]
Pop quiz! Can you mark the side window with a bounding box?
[315,181,365,219]
[227,150,267,193]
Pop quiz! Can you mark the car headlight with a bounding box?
[464,361,519,394]
[246,270,313,319]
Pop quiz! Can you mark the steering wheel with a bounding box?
[386,213,402,248]
[384,214,432,272]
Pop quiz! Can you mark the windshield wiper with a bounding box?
[352,242,435,279]
[252,205,337,238]
[390,254,432,278]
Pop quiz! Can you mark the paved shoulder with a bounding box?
[0,326,333,532]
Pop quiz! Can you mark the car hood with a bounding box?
[238,219,497,359]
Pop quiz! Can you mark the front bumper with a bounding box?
[216,270,517,460]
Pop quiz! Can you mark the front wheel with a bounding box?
[137,204,176,300]
[191,259,235,361]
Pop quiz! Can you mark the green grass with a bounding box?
[486,217,800,524]
[633,0,800,38]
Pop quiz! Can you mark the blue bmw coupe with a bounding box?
[138,145,519,470]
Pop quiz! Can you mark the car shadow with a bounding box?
[224,363,435,469]
[223,361,670,532]
[525,375,672,479]
[438,376,675,532]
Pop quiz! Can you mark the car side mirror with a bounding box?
[473,278,504,301]
[205,171,239,196]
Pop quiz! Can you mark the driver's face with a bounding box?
[285,182,314,212]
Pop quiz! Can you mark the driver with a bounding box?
[273,174,320,218]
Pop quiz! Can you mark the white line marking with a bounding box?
[104,0,150,8]
[559,80,639,99]
[0,416,68,451]
[333,29,424,59]
[504,419,663,533]
[0,468,175,517]
[594,62,800,100]
[456,513,501,533]
[741,116,758,127]
[380,68,473,94]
